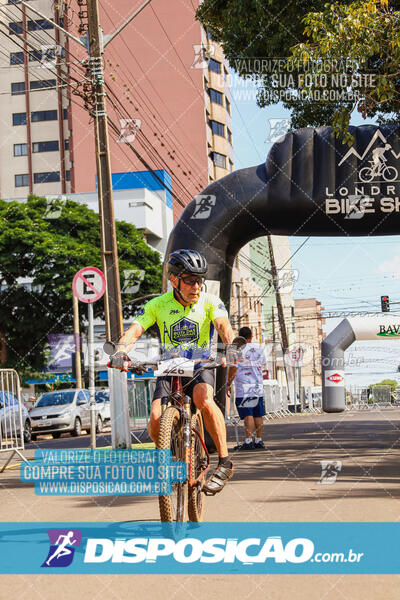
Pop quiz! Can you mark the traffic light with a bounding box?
[381,295,390,312]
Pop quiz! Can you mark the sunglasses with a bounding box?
[179,275,205,287]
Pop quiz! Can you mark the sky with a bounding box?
[230,77,400,388]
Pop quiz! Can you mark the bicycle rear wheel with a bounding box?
[188,412,206,522]
[158,406,188,522]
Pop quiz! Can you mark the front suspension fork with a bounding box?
[182,395,191,478]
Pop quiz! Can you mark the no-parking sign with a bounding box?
[72,267,106,304]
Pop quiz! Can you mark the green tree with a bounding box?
[369,379,398,392]
[0,196,162,377]
[197,0,400,141]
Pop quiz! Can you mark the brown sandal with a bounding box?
[202,463,234,496]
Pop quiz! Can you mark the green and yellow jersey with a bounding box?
[133,290,228,358]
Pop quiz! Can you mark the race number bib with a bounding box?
[154,358,195,377]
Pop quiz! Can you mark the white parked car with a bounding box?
[30,388,104,439]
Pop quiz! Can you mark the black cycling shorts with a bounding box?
[152,368,215,402]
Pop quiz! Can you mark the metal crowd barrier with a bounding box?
[346,401,397,411]
[126,374,327,448]
[225,382,324,445]
[264,384,292,419]
[0,369,28,472]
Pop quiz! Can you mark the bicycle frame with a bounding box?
[160,374,210,486]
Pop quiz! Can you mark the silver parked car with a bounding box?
[0,391,32,444]
[29,388,102,440]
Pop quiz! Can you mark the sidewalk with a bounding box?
[2,410,400,599]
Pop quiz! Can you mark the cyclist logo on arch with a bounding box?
[359,143,398,182]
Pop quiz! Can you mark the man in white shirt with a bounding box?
[227,326,268,450]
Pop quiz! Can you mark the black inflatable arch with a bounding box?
[165,124,400,407]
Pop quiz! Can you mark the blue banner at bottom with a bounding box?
[1,522,399,574]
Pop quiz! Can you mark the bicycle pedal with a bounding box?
[202,488,217,497]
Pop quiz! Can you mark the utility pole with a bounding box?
[267,236,289,353]
[86,0,122,343]
[267,235,292,402]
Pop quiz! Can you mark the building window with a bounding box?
[227,128,232,144]
[30,79,56,90]
[31,110,58,122]
[226,98,231,115]
[66,170,71,181]
[10,52,24,65]
[15,174,29,187]
[209,58,221,74]
[29,50,42,62]
[33,141,59,153]
[210,120,224,137]
[13,112,26,126]
[212,152,226,168]
[63,108,68,119]
[28,19,54,31]
[65,139,69,150]
[11,82,25,95]
[9,22,23,35]
[34,171,61,183]
[14,143,27,156]
[209,88,223,105]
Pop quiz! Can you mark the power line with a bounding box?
[105,82,196,207]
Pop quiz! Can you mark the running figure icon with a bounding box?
[45,531,77,566]
[41,529,82,568]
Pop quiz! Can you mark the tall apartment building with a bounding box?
[0,0,71,198]
[0,1,233,222]
[294,298,326,386]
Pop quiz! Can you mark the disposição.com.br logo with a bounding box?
[41,529,82,568]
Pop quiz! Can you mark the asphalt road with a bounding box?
[3,409,400,599]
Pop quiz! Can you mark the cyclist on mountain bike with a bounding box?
[371,143,391,172]
[109,249,235,495]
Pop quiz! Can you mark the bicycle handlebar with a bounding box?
[107,357,230,375]
[105,336,245,373]
[123,357,226,373]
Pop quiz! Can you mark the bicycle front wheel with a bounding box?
[382,166,397,182]
[158,406,188,522]
[188,412,206,522]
